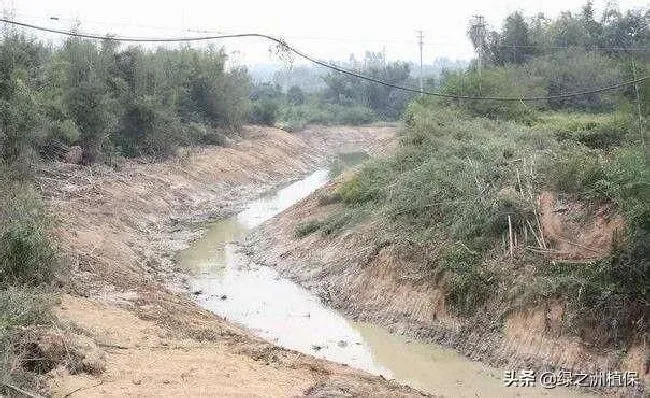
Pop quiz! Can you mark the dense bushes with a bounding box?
[0,164,60,388]
[0,189,58,287]
[329,98,648,338]
[322,52,414,119]
[278,103,376,131]
[0,33,252,164]
[248,81,378,131]
[440,67,543,123]
[445,4,649,121]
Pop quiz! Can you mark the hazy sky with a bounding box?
[6,0,649,65]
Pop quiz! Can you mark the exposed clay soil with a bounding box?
[243,177,648,396]
[34,124,432,397]
[537,191,625,261]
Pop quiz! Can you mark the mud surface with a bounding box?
[179,159,587,397]
[243,178,645,397]
[40,124,430,397]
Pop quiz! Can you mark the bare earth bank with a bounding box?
[38,124,429,397]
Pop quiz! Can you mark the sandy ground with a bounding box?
[36,124,430,397]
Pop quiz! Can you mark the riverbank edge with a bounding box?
[39,124,430,397]
[241,178,647,397]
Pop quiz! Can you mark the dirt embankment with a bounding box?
[36,124,429,397]
[243,177,648,395]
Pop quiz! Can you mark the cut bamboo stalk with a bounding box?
[508,215,514,259]
[526,219,543,249]
[523,225,528,245]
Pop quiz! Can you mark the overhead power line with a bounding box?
[1,17,648,102]
[13,13,650,52]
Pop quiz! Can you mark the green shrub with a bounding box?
[440,67,542,123]
[0,186,58,287]
[441,244,495,316]
[0,288,53,337]
[334,104,376,124]
[0,287,56,389]
[276,103,377,132]
[114,96,179,159]
[319,212,354,235]
[544,113,632,149]
[294,220,324,237]
[250,99,279,125]
[541,148,605,197]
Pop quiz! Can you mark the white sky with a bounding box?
[6,0,649,65]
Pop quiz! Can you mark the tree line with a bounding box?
[249,51,416,130]
[469,2,649,65]
[437,3,649,122]
[0,32,251,168]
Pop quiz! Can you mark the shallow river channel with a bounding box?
[179,158,591,397]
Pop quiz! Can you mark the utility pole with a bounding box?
[416,30,424,95]
[474,15,486,95]
[631,58,646,148]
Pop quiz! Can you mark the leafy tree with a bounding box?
[499,11,534,64]
[580,2,603,49]
[0,33,48,173]
[287,85,305,106]
[60,38,117,164]
[549,11,587,47]
[323,52,413,119]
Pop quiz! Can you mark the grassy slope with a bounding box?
[301,100,649,351]
[0,174,60,393]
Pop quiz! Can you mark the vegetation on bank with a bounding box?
[300,100,648,348]
[0,165,60,391]
[0,31,254,388]
[249,52,415,131]
[0,33,251,165]
[297,3,649,351]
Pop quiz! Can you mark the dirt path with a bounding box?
[37,124,428,397]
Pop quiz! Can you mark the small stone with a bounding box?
[311,345,323,351]
[192,290,202,295]
[220,295,227,300]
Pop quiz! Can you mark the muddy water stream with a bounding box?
[180,159,590,397]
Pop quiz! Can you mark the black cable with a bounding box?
[1,17,648,102]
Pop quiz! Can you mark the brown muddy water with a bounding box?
[179,158,592,397]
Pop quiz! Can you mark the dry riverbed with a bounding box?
[35,124,429,397]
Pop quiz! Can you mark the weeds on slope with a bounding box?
[299,99,649,348]
[0,165,61,392]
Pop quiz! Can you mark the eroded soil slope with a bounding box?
[243,177,648,394]
[37,124,428,397]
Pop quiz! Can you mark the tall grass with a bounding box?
[0,165,60,390]
[326,99,648,344]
